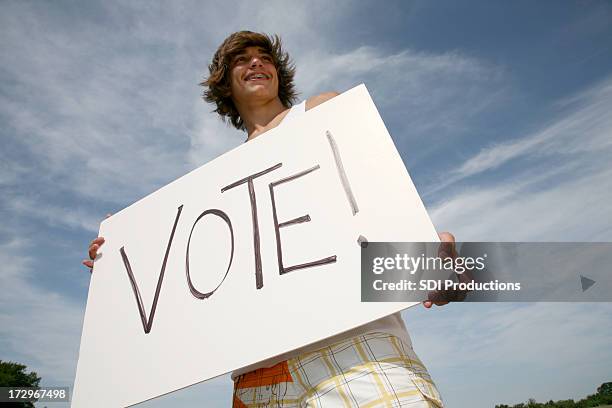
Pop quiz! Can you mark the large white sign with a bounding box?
[72,84,439,407]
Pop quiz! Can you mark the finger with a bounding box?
[438,231,455,243]
[89,237,105,247]
[428,288,458,304]
[426,287,452,307]
[437,231,456,259]
[455,291,468,302]
[82,259,94,269]
[426,290,442,304]
[88,244,100,260]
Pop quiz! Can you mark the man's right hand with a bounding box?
[82,214,112,271]
[83,237,105,270]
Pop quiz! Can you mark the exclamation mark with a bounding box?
[326,130,359,215]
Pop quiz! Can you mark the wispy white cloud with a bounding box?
[430,75,612,193]
[1,1,207,204]
[186,99,244,168]
[295,46,505,148]
[404,303,612,407]
[430,160,612,241]
[428,75,612,241]
[2,195,101,233]
[0,159,27,186]
[0,237,83,389]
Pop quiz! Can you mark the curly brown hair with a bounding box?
[200,31,298,131]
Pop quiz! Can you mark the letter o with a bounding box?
[185,209,234,299]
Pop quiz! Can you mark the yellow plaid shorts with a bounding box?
[233,332,443,407]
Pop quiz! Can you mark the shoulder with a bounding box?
[305,91,340,111]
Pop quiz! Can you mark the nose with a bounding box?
[249,56,264,67]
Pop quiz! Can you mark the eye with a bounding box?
[262,55,273,62]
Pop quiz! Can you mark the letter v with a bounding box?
[119,205,183,334]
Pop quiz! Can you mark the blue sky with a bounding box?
[1,1,611,407]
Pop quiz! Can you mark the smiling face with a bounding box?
[229,46,280,105]
[202,31,298,131]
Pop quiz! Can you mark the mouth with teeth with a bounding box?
[244,72,271,81]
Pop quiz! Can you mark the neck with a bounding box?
[235,96,287,141]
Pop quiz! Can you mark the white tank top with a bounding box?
[232,100,412,379]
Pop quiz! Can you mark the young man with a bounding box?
[85,31,451,407]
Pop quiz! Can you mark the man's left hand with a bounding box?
[423,232,473,308]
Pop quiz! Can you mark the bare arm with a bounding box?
[305,91,340,111]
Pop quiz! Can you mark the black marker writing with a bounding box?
[269,165,337,274]
[185,209,234,300]
[326,130,359,215]
[120,205,184,334]
[221,163,282,289]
